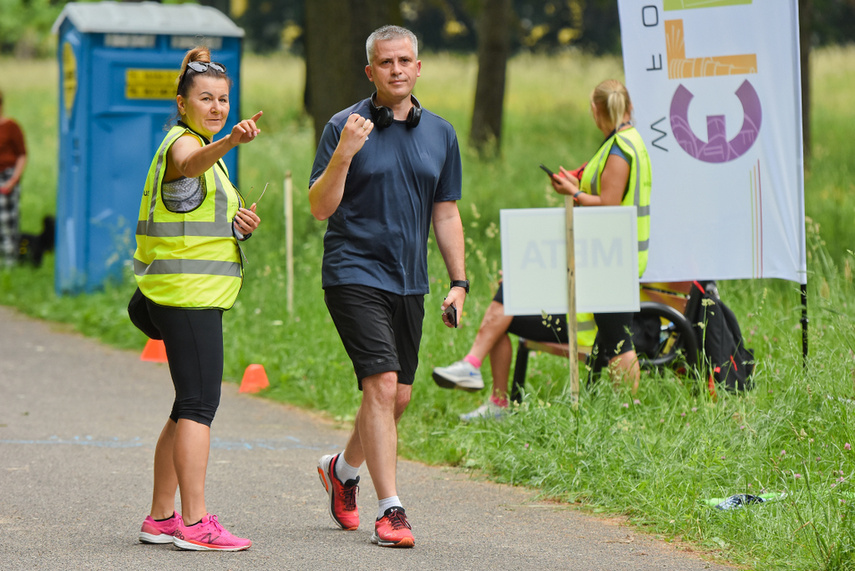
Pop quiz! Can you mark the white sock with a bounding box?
[334,452,360,483]
[377,496,402,520]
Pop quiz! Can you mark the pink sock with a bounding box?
[490,395,509,408]
[464,354,482,368]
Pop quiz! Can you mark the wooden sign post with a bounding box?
[564,196,579,405]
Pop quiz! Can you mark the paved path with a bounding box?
[0,306,733,570]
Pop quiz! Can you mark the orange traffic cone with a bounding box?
[140,339,168,362]
[239,364,269,393]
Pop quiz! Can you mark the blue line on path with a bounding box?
[0,434,337,451]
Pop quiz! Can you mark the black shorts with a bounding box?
[593,312,635,359]
[324,285,425,389]
[494,282,633,356]
[493,283,569,343]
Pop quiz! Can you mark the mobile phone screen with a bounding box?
[443,304,458,328]
[539,164,555,178]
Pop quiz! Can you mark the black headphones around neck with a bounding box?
[369,93,422,129]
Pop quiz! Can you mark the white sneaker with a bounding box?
[432,360,484,392]
[460,401,507,422]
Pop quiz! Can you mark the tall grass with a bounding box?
[2,47,855,570]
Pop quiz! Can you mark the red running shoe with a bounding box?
[317,453,360,530]
[371,507,415,548]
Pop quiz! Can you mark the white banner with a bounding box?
[500,207,639,315]
[617,0,806,284]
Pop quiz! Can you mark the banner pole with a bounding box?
[801,282,808,367]
[565,195,579,406]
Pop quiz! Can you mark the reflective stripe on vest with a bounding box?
[579,127,652,277]
[133,126,242,309]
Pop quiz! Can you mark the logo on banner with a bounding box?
[642,2,762,163]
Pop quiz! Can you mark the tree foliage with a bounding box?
[3,0,855,58]
[0,0,64,57]
[303,0,400,145]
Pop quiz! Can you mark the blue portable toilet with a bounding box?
[52,1,244,294]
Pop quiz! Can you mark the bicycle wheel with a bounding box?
[633,302,699,373]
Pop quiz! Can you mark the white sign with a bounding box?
[618,0,806,284]
[500,207,639,315]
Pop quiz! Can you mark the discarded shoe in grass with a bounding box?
[714,494,766,510]
[703,493,783,510]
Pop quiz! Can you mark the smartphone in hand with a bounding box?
[443,303,458,328]
[539,164,556,178]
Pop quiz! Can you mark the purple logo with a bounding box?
[670,80,762,163]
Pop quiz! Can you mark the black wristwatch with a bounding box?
[450,280,470,294]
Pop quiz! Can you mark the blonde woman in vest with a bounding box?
[133,47,262,551]
[550,79,652,394]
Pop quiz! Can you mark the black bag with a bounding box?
[128,287,162,340]
[692,282,754,393]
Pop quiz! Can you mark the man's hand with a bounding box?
[441,288,466,329]
[338,113,374,158]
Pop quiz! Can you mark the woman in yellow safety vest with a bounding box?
[550,79,653,393]
[133,46,263,551]
[431,79,651,420]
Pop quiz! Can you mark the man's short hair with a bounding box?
[366,25,418,64]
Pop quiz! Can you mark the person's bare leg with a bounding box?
[609,351,640,394]
[467,301,514,362]
[150,419,178,520]
[488,332,513,401]
[173,418,210,524]
[342,378,411,470]
[344,372,403,501]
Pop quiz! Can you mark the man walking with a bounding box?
[309,25,467,548]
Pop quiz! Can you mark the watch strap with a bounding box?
[450,280,470,294]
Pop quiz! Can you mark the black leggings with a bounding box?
[493,283,569,343]
[493,282,634,358]
[145,300,224,426]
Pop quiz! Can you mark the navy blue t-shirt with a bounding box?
[310,98,463,295]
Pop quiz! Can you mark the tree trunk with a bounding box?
[304,0,400,147]
[799,0,812,166]
[469,0,511,155]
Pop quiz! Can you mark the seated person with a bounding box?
[432,282,595,421]
[434,78,652,420]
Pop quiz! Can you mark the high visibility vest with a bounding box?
[133,126,243,309]
[579,126,652,278]
[576,313,597,347]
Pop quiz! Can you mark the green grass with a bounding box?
[3,47,855,570]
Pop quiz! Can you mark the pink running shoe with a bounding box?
[317,453,360,530]
[172,514,251,551]
[139,512,183,544]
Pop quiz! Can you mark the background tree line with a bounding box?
[4,0,853,57]
[2,0,853,154]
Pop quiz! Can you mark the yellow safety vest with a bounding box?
[579,126,652,278]
[133,125,243,309]
[576,313,597,348]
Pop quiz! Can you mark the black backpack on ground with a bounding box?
[691,281,755,393]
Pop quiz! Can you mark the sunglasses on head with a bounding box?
[186,61,226,74]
